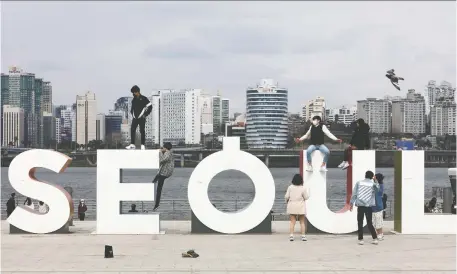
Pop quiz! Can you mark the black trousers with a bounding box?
[357,206,378,240]
[153,174,168,208]
[79,212,85,221]
[131,118,146,145]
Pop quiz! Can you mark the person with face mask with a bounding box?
[295,116,341,172]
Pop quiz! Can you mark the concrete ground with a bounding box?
[1,220,455,274]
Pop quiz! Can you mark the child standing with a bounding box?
[285,174,310,241]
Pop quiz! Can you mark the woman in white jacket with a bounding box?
[285,174,310,241]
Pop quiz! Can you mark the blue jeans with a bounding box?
[306,144,330,164]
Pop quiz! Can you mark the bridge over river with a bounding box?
[2,147,455,168]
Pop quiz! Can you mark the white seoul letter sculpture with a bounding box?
[188,137,276,234]
[303,150,376,234]
[96,149,161,234]
[7,149,73,234]
[395,151,456,234]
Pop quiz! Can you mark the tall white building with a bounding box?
[199,94,213,135]
[426,80,455,113]
[391,89,426,135]
[76,91,97,145]
[357,98,391,134]
[96,113,106,142]
[160,89,201,145]
[303,97,326,121]
[55,118,61,144]
[149,93,161,145]
[325,106,357,125]
[430,101,456,136]
[2,105,25,147]
[245,79,288,149]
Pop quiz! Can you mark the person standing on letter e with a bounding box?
[350,170,379,245]
[126,85,152,150]
[295,116,341,172]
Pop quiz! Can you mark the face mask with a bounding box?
[312,120,319,126]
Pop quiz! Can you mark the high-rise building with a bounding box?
[391,89,426,135]
[212,95,221,134]
[55,118,62,144]
[426,81,455,113]
[357,98,392,134]
[114,96,131,120]
[96,114,106,142]
[149,93,161,145]
[303,97,326,122]
[41,112,56,148]
[2,105,25,147]
[221,98,230,134]
[199,94,213,135]
[160,89,201,145]
[76,91,97,145]
[430,101,456,136]
[325,106,357,125]
[105,112,122,144]
[42,81,52,114]
[121,121,130,145]
[245,79,288,149]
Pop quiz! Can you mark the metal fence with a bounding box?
[1,197,395,221]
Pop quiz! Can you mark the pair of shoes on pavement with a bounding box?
[182,249,199,258]
[126,144,145,150]
[306,165,327,172]
[338,161,350,170]
[358,239,379,245]
[289,235,307,241]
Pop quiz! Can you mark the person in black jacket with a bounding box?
[126,85,152,150]
[338,118,370,170]
[6,193,16,217]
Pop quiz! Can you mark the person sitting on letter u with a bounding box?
[295,116,341,172]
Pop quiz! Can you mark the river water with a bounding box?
[0,167,451,220]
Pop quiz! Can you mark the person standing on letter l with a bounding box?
[295,116,341,172]
[350,170,380,245]
[126,85,152,150]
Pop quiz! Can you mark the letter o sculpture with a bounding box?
[188,137,275,234]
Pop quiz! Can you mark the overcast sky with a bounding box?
[2,1,455,114]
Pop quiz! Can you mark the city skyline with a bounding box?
[2,2,455,114]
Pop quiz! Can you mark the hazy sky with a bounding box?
[2,1,455,114]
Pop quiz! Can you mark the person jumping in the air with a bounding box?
[295,116,342,172]
[126,85,152,150]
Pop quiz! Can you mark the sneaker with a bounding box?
[289,235,294,241]
[320,166,328,172]
[153,205,160,211]
[372,239,379,245]
[141,145,146,150]
[306,166,313,172]
[378,235,384,241]
[126,144,135,150]
[358,240,364,245]
[341,162,350,170]
[338,161,346,168]
[301,235,307,241]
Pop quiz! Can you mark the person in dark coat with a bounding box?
[338,118,370,170]
[382,193,388,219]
[78,199,88,221]
[6,193,16,217]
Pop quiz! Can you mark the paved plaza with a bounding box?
[1,220,455,274]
